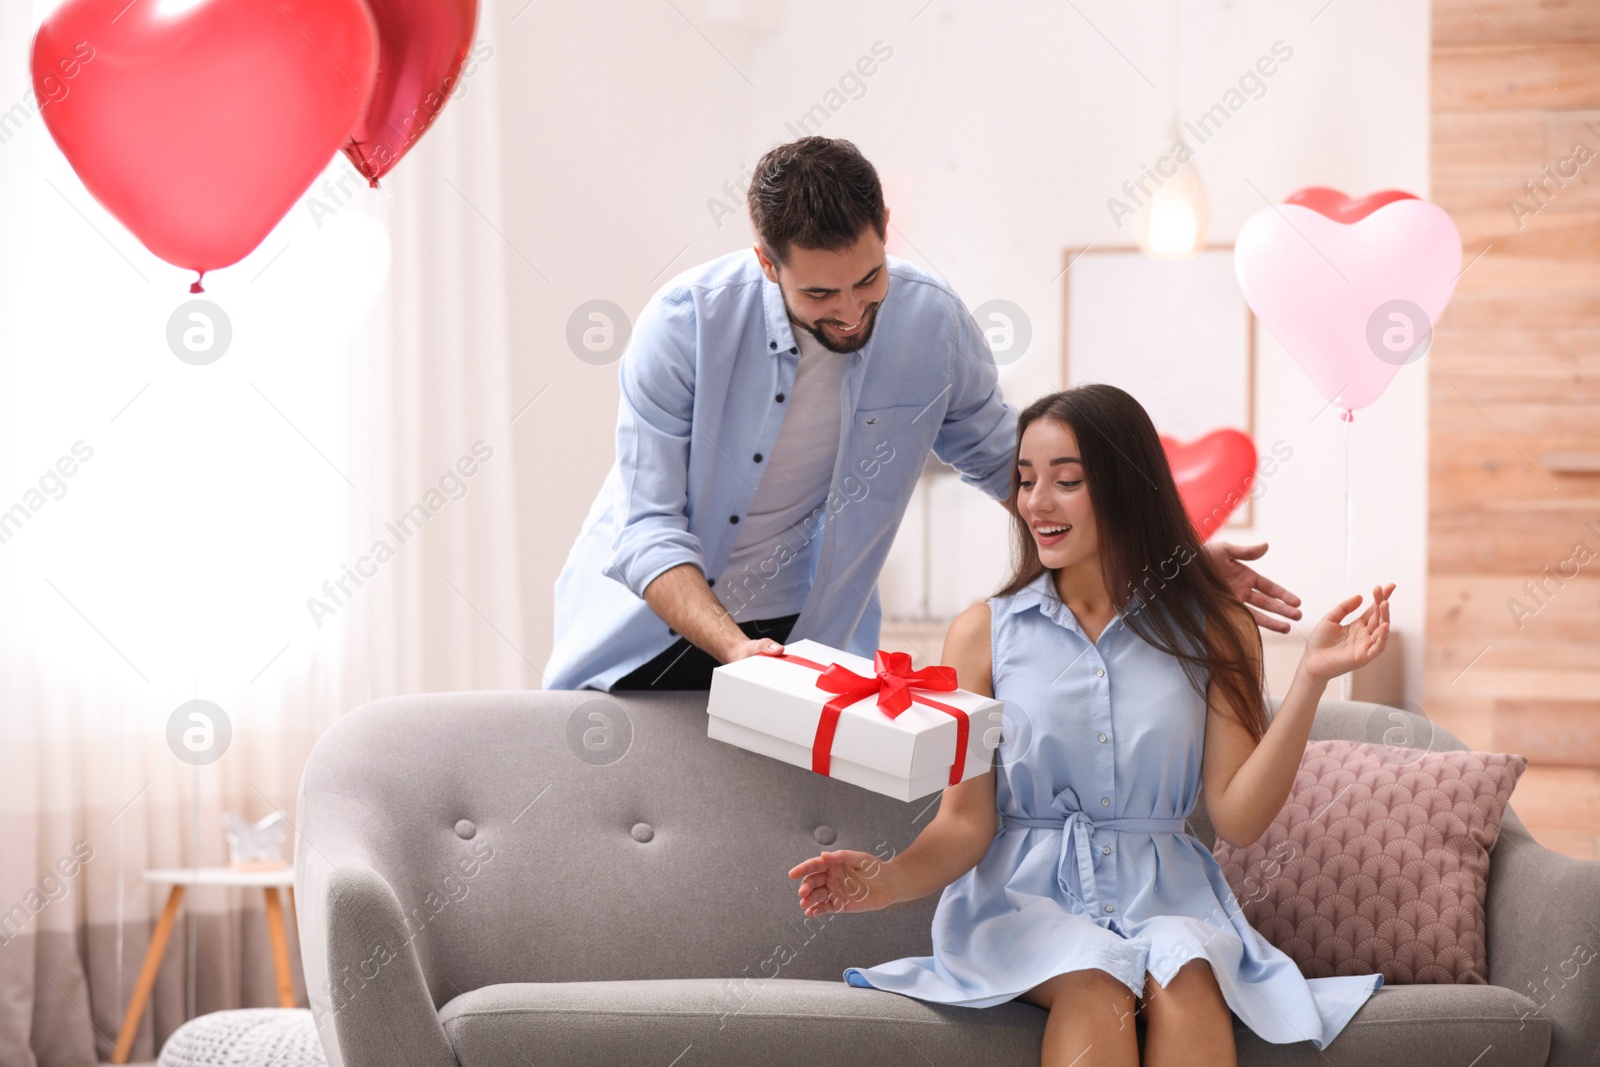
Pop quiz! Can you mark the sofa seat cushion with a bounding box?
[439,977,1046,1066]
[1234,983,1548,1066]
[439,977,1549,1067]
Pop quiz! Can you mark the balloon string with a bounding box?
[365,169,387,708]
[1342,414,1353,702]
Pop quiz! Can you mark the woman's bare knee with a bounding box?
[1142,959,1227,1024]
[1020,967,1136,1020]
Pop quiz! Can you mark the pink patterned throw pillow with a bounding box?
[1213,739,1527,984]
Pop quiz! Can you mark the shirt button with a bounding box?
[789,346,798,354]
[775,393,786,403]
[769,340,777,350]
[1102,845,1111,855]
[1105,904,1114,913]
[1098,733,1107,743]
[1095,668,1105,677]
[753,453,763,462]
[707,577,716,587]
[729,515,740,524]
[1100,797,1110,807]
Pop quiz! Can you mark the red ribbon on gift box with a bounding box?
[758,648,972,787]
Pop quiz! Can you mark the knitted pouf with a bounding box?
[157,1008,326,1067]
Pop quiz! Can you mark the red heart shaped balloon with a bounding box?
[32,0,378,289]
[342,0,479,186]
[1284,186,1418,224]
[1160,430,1258,541]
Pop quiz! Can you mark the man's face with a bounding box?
[754,215,891,354]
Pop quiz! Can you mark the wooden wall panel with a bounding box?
[1493,699,1600,764]
[1433,45,1600,111]
[1430,2,1600,797]
[1433,0,1600,45]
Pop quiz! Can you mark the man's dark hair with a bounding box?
[747,137,886,266]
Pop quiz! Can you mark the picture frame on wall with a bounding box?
[1061,244,1258,528]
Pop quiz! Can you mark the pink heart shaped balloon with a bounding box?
[1234,199,1462,417]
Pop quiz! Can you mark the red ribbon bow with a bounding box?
[759,648,971,786]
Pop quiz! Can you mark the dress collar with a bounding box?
[1008,569,1146,643]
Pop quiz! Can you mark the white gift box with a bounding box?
[706,638,1005,802]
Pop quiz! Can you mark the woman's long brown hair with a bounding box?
[997,385,1269,741]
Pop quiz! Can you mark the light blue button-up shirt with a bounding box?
[543,247,1019,691]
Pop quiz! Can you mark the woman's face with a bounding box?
[1016,417,1099,572]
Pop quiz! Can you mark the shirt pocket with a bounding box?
[845,401,936,514]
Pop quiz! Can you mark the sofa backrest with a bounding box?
[294,688,1468,1008]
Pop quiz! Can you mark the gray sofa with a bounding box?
[295,689,1599,1066]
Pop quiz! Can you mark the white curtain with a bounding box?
[0,0,527,1061]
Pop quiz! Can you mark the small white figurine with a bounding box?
[223,811,289,870]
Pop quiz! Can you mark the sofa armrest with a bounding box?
[296,817,458,1067]
[1485,810,1600,1067]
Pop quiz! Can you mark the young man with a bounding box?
[544,137,1299,691]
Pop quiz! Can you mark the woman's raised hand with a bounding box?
[1299,583,1394,684]
[788,849,898,918]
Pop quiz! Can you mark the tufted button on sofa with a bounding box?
[295,691,1600,1067]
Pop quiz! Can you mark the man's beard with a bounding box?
[785,299,882,354]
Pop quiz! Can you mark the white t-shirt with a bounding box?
[715,327,850,620]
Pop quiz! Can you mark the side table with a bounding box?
[113,867,298,1065]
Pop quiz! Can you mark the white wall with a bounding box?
[495,0,757,686]
[500,0,1431,702]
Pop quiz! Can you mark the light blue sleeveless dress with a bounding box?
[843,569,1382,1050]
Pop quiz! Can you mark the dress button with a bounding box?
[1098,733,1108,743]
[1102,845,1111,855]
[1095,668,1105,677]
[1100,797,1110,807]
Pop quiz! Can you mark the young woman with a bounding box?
[788,385,1392,1067]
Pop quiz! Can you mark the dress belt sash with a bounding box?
[1000,809,1186,918]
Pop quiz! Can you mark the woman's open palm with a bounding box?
[788,849,896,918]
[1301,583,1394,683]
